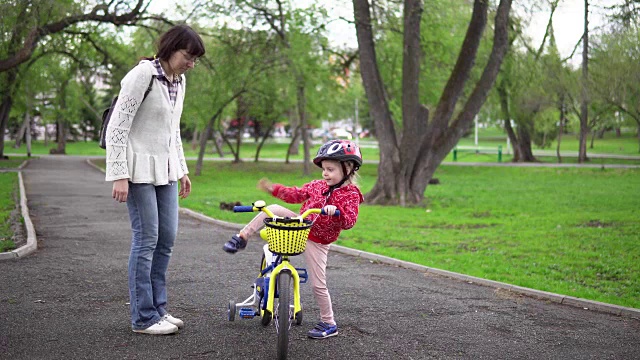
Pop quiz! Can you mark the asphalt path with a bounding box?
[1,156,639,359]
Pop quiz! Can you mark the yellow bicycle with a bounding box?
[227,200,338,360]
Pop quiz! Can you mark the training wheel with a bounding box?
[227,300,236,321]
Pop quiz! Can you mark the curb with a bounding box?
[180,207,640,320]
[0,161,38,260]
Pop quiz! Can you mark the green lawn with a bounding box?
[0,157,28,169]
[457,127,640,156]
[88,158,640,309]
[0,173,19,253]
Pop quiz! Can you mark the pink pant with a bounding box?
[240,204,335,325]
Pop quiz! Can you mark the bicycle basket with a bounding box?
[262,217,312,255]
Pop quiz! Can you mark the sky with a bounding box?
[525,0,622,59]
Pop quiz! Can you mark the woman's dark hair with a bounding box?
[155,24,205,61]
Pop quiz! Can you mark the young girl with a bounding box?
[223,139,364,339]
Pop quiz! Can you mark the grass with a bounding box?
[457,127,640,156]
[89,158,640,309]
[0,157,29,169]
[0,173,18,253]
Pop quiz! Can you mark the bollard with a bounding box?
[453,148,457,161]
[498,145,502,162]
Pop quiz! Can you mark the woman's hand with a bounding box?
[323,205,337,216]
[112,179,129,203]
[179,175,191,199]
[257,178,273,193]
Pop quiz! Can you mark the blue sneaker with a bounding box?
[307,322,338,339]
[223,234,247,254]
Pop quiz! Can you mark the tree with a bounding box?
[353,0,512,205]
[578,0,590,163]
[591,25,640,152]
[0,0,149,159]
[222,0,336,175]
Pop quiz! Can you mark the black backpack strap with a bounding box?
[142,75,156,101]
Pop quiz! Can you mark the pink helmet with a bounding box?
[313,140,363,170]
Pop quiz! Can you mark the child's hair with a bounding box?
[313,140,363,192]
[343,160,360,186]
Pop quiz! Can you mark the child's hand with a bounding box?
[323,205,337,216]
[257,178,273,193]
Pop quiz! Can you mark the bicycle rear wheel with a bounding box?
[275,270,292,360]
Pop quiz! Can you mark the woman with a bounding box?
[105,24,205,335]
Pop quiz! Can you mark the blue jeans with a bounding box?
[126,182,178,330]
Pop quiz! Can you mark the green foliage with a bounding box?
[591,26,640,129]
[531,107,559,148]
[374,0,490,126]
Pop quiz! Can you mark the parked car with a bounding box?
[330,128,353,140]
[311,128,329,139]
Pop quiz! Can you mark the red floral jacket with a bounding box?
[271,180,364,245]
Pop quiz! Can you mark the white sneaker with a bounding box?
[132,319,178,335]
[162,314,184,329]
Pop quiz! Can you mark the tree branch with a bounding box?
[0,0,147,72]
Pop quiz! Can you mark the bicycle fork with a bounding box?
[266,259,302,316]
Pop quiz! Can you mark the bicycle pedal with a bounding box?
[239,308,257,319]
[296,268,308,283]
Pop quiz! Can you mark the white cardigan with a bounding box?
[105,60,189,185]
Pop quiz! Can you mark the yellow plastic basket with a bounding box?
[263,217,312,255]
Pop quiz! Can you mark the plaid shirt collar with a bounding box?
[153,58,182,85]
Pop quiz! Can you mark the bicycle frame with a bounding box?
[263,251,302,317]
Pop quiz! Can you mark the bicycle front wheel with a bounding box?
[276,270,292,360]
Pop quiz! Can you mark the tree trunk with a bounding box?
[52,79,69,154]
[52,119,67,154]
[0,69,17,159]
[354,0,512,205]
[212,131,224,157]
[14,113,28,148]
[637,124,640,153]
[286,125,301,164]
[296,82,311,176]
[195,117,215,176]
[497,79,521,161]
[515,119,537,162]
[556,100,565,163]
[195,90,244,174]
[25,112,32,157]
[254,122,275,162]
[288,111,300,156]
[191,129,198,150]
[353,0,402,204]
[578,0,589,163]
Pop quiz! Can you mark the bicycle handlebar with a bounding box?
[233,202,340,219]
